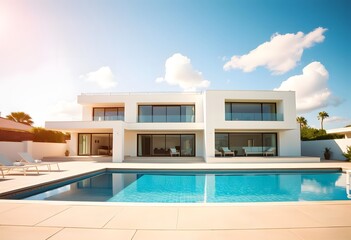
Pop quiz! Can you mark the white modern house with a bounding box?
[46,90,301,162]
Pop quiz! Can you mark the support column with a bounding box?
[204,128,215,162]
[113,127,124,163]
[68,133,78,156]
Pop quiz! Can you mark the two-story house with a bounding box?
[45,90,301,162]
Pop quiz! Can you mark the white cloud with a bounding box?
[48,100,81,122]
[274,61,340,113]
[324,116,350,124]
[80,66,117,89]
[224,27,327,74]
[156,53,210,91]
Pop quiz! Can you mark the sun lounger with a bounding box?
[0,153,39,176]
[19,152,60,171]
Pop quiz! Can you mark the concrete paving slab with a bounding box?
[133,229,301,240]
[290,227,351,240]
[104,206,178,229]
[296,204,351,227]
[48,228,136,240]
[0,204,69,226]
[0,226,61,240]
[0,203,24,214]
[38,205,122,228]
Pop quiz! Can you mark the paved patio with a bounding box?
[0,161,351,239]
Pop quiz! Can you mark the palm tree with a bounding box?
[296,116,308,129]
[317,111,329,130]
[6,112,34,126]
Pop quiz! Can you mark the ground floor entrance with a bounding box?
[215,132,277,156]
[78,133,113,156]
[137,134,195,157]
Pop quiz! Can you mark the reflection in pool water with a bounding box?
[23,171,351,203]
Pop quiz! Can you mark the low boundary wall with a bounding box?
[0,141,67,161]
[301,138,351,160]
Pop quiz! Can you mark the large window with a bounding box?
[138,105,195,122]
[215,133,277,156]
[93,107,124,121]
[137,134,195,157]
[78,133,113,156]
[225,102,281,121]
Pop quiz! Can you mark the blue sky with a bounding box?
[0,0,350,129]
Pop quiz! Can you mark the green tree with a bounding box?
[296,116,308,129]
[6,112,34,126]
[317,111,329,130]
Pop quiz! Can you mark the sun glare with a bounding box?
[0,11,8,37]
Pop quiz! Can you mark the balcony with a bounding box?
[225,113,284,121]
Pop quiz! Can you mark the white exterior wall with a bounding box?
[78,92,204,123]
[301,138,351,160]
[0,142,25,161]
[203,90,300,158]
[46,90,301,161]
[278,128,301,156]
[0,141,67,161]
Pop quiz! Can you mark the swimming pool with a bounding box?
[6,170,351,203]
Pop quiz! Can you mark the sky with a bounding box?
[0,0,350,129]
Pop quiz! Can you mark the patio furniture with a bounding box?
[265,147,276,156]
[170,147,180,157]
[0,153,39,176]
[221,147,235,156]
[215,149,223,157]
[19,152,60,171]
[243,147,276,156]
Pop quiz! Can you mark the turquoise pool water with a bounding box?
[17,170,351,203]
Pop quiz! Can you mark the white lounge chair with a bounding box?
[215,149,223,157]
[19,152,60,171]
[265,147,276,156]
[0,153,39,176]
[170,147,180,157]
[221,147,235,156]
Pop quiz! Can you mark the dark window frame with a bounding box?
[92,107,125,121]
[215,132,278,156]
[78,133,113,156]
[225,102,277,121]
[138,105,195,122]
[137,133,196,157]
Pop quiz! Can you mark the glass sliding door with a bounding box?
[138,135,151,156]
[263,133,277,155]
[181,135,195,156]
[215,133,277,156]
[78,134,91,155]
[78,133,112,156]
[152,135,166,155]
[215,133,228,151]
[137,134,195,157]
[166,135,181,152]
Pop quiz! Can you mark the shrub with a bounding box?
[31,127,70,143]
